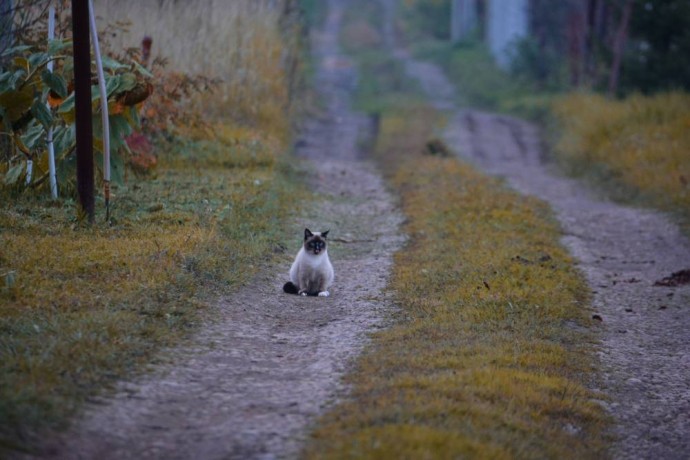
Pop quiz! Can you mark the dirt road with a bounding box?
[382,0,690,456]
[27,1,403,459]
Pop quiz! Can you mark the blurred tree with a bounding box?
[404,0,451,40]
[621,0,690,92]
[608,0,633,95]
[516,0,572,88]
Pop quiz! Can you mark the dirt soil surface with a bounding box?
[381,1,690,456]
[23,1,403,459]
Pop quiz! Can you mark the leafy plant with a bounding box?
[0,37,152,193]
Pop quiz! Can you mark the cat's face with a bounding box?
[304,228,329,255]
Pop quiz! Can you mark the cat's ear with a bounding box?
[304,228,313,240]
[322,230,330,238]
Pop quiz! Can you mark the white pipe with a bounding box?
[88,0,110,183]
[46,5,58,198]
[25,159,33,185]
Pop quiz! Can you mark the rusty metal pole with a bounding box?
[72,0,95,222]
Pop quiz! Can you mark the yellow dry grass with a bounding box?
[304,106,609,459]
[93,0,300,136]
[552,92,690,226]
[0,129,299,449]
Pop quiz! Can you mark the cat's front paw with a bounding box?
[299,290,308,296]
[318,291,330,297]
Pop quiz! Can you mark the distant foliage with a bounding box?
[402,0,451,40]
[622,0,690,93]
[517,0,690,95]
[0,36,152,193]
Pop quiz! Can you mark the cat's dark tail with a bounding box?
[283,281,299,295]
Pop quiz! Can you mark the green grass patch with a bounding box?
[0,125,299,453]
[551,91,690,234]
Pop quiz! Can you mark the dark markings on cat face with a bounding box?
[304,228,329,255]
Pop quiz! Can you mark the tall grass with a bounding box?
[93,0,301,136]
[552,92,690,228]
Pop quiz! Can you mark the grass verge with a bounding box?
[551,91,690,233]
[0,125,299,453]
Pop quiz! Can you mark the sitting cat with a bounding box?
[283,229,334,297]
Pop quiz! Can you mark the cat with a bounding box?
[283,228,334,297]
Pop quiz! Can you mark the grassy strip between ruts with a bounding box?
[304,1,609,454]
[0,125,299,453]
[304,103,609,459]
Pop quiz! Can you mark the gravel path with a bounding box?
[25,2,403,459]
[381,1,690,456]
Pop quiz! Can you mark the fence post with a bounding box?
[72,0,95,222]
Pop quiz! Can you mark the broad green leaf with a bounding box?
[1,45,32,58]
[31,100,53,129]
[58,93,74,112]
[105,75,121,97]
[41,69,68,98]
[21,121,45,151]
[118,73,137,93]
[0,69,27,93]
[57,86,100,120]
[53,125,76,157]
[4,162,25,185]
[101,56,128,71]
[47,39,72,55]
[93,113,131,155]
[109,114,133,151]
[28,52,49,70]
[132,60,153,78]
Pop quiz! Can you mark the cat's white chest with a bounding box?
[289,248,334,286]
[301,250,328,268]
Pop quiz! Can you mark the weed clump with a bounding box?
[552,92,690,230]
